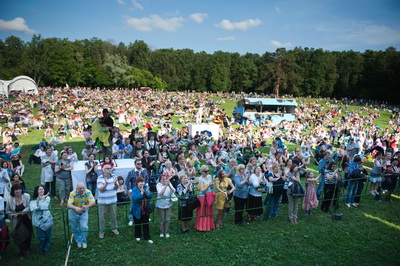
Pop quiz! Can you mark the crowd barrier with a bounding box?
[0,176,383,263]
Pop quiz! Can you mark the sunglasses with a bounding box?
[104,168,112,170]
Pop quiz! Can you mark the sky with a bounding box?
[1,0,400,55]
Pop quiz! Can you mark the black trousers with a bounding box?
[134,214,151,240]
[321,183,337,212]
[45,179,56,197]
[354,181,365,204]
[28,155,41,165]
[234,196,247,225]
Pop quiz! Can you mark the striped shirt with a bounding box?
[68,189,95,208]
[97,174,118,204]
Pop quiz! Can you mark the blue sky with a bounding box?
[1,0,399,54]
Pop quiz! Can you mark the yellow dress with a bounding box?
[216,177,232,210]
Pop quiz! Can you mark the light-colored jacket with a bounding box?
[30,196,52,228]
[6,193,31,227]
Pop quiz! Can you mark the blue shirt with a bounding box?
[233,174,249,199]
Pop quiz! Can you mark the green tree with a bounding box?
[128,40,151,70]
[259,48,300,97]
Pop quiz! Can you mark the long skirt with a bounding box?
[194,196,215,231]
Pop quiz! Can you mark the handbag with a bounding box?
[186,196,200,210]
[39,214,54,231]
[145,200,155,214]
[224,194,232,209]
[288,181,306,197]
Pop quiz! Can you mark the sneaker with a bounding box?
[77,243,82,248]
[112,229,120,235]
[5,219,10,223]
[345,203,351,208]
[135,238,140,241]
[99,232,104,239]
[165,233,170,238]
[160,234,164,238]
[148,240,153,244]
[82,243,87,249]
[128,221,133,226]
[351,203,358,207]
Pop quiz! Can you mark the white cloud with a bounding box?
[215,18,262,31]
[125,15,184,32]
[217,36,236,41]
[316,20,400,46]
[0,17,36,34]
[271,40,292,47]
[131,0,144,10]
[275,6,281,14]
[189,13,208,23]
[116,0,125,4]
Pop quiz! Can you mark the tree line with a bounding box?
[0,35,399,103]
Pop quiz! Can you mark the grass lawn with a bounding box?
[1,97,399,265]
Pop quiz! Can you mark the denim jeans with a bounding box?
[316,175,326,199]
[87,182,96,198]
[68,209,89,244]
[345,180,359,204]
[267,195,281,217]
[36,226,52,252]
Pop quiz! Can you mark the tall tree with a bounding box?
[259,48,300,97]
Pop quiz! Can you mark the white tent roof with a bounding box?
[0,75,38,95]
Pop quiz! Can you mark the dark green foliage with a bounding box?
[1,36,399,103]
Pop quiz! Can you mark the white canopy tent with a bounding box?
[0,75,38,95]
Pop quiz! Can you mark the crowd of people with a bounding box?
[0,87,399,260]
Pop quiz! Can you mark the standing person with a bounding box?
[370,152,384,196]
[142,150,156,178]
[55,151,74,207]
[302,171,319,215]
[146,134,158,161]
[247,166,264,221]
[30,185,53,256]
[99,109,114,157]
[97,165,119,239]
[126,159,149,193]
[266,164,286,218]
[67,182,96,248]
[177,174,194,234]
[0,163,10,198]
[287,164,301,224]
[156,173,176,238]
[233,164,249,227]
[345,156,363,207]
[195,165,215,231]
[215,170,235,229]
[6,184,32,260]
[130,177,153,244]
[320,162,340,213]
[84,154,99,197]
[316,152,334,199]
[41,147,57,200]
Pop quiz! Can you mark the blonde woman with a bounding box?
[195,165,215,231]
[215,170,235,229]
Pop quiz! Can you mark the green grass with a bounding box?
[1,96,399,265]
